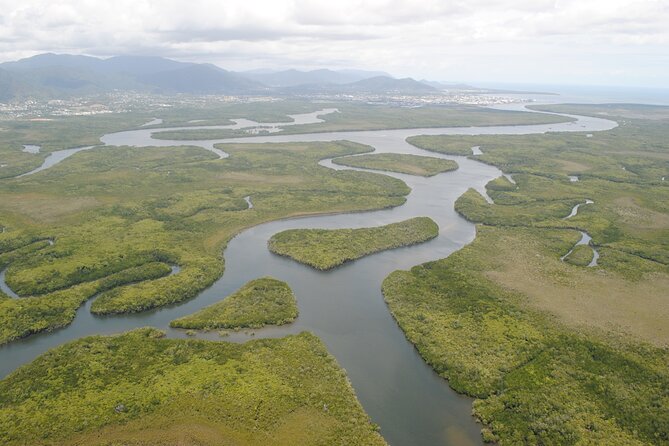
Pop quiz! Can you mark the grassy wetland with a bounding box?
[0,328,385,446]
[268,217,439,270]
[333,153,458,176]
[382,103,669,444]
[171,277,298,330]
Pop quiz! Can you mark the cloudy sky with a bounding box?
[0,0,667,87]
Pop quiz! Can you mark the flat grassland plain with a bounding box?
[268,217,439,270]
[0,101,568,444]
[389,104,669,444]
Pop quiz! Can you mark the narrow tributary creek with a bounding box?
[562,199,599,266]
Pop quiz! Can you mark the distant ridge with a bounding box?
[280,75,438,95]
[0,53,265,97]
[102,55,194,76]
[0,53,440,99]
[138,65,264,94]
[344,76,437,93]
[242,68,390,87]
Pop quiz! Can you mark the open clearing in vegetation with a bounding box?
[0,328,386,446]
[268,217,439,270]
[333,153,458,176]
[171,277,298,330]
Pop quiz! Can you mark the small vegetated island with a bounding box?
[333,153,458,177]
[563,243,595,266]
[171,277,298,330]
[268,217,439,270]
[0,328,386,446]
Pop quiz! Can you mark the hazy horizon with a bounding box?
[1,0,667,89]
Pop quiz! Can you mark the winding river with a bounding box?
[0,106,616,445]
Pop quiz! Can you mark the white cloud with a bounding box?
[0,0,666,86]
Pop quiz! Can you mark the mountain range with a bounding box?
[0,53,441,100]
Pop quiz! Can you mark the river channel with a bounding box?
[0,106,617,445]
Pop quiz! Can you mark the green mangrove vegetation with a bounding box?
[383,225,669,445]
[333,153,458,176]
[171,277,298,330]
[0,137,409,342]
[0,261,175,344]
[268,217,439,270]
[385,104,669,444]
[0,328,386,446]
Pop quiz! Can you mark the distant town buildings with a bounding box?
[0,91,525,120]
